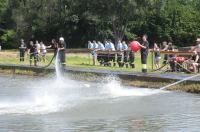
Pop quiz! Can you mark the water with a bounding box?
[0,74,200,131]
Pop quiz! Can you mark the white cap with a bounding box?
[59,37,64,41]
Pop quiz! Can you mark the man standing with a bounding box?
[139,34,149,73]
[28,41,37,66]
[116,40,123,67]
[58,37,66,68]
[19,39,26,62]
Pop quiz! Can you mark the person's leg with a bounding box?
[34,53,37,66]
[141,53,148,73]
[129,51,135,68]
[192,63,198,73]
[20,51,22,61]
[30,54,33,66]
[22,51,25,61]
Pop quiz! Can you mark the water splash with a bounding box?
[55,51,62,80]
[102,76,164,98]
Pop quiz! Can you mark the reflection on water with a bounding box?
[0,75,200,131]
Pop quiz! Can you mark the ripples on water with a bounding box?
[0,75,200,131]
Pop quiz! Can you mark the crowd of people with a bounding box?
[88,34,149,73]
[153,38,200,73]
[19,37,66,67]
[88,35,200,73]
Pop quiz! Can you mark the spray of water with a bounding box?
[55,51,62,80]
[160,74,200,90]
[0,55,166,115]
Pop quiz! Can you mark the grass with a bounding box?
[0,50,155,72]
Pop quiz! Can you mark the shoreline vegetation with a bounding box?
[0,50,200,94]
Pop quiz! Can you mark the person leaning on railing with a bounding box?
[97,41,105,66]
[88,40,98,65]
[122,41,129,68]
[116,40,123,67]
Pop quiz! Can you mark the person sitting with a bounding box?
[116,40,123,67]
[153,43,161,69]
[187,50,200,73]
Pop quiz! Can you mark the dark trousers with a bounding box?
[141,53,148,73]
[30,53,37,66]
[58,50,66,67]
[20,51,25,61]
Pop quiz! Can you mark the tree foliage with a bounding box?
[0,0,200,48]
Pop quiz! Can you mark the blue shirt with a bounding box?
[93,42,98,49]
[109,42,115,51]
[88,42,93,49]
[117,42,123,50]
[122,43,128,50]
[105,42,110,50]
[98,43,105,50]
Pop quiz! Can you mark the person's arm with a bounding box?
[138,43,146,49]
[195,55,199,63]
[162,45,168,51]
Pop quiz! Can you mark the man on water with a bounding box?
[58,37,66,68]
[27,41,37,66]
[139,34,149,73]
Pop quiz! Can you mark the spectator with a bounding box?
[116,40,123,67]
[162,41,168,64]
[153,43,161,69]
[122,41,129,68]
[28,41,37,66]
[187,50,200,73]
[35,40,41,62]
[40,41,47,62]
[97,41,105,65]
[19,39,26,62]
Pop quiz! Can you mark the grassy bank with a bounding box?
[0,50,154,72]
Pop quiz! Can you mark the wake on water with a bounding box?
[0,53,166,115]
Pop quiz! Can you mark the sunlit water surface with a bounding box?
[0,75,200,132]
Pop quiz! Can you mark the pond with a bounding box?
[0,74,200,132]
